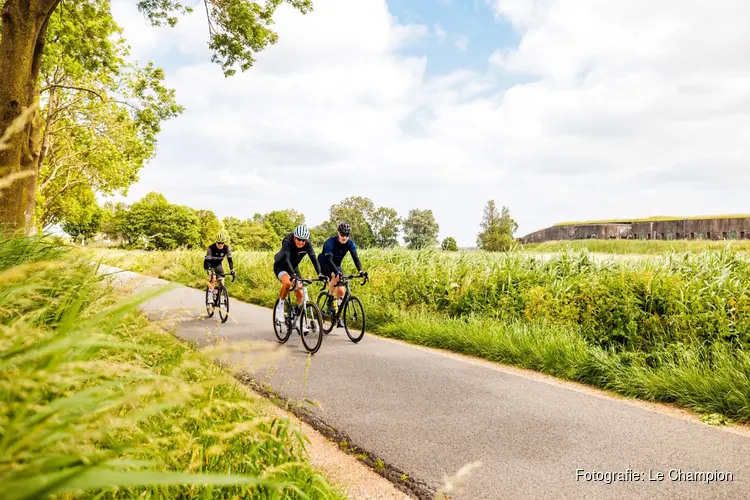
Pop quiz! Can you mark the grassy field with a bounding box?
[522,239,750,255]
[92,246,750,426]
[1,236,345,499]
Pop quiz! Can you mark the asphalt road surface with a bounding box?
[103,265,750,500]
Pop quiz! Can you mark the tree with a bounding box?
[441,237,458,251]
[326,196,376,248]
[309,222,331,248]
[100,201,129,244]
[263,209,304,239]
[403,209,439,250]
[321,196,402,248]
[476,200,518,252]
[196,209,223,247]
[370,207,401,248]
[34,4,182,230]
[223,216,277,251]
[0,0,314,235]
[124,192,200,250]
[60,191,102,243]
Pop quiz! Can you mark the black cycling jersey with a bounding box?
[204,243,234,271]
[273,232,321,276]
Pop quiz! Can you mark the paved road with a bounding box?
[103,265,750,500]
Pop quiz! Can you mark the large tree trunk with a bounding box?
[0,0,59,236]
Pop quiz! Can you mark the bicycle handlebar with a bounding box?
[318,272,369,290]
[291,276,328,287]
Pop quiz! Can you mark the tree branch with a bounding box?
[40,84,106,101]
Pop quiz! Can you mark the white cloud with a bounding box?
[110,0,750,246]
[434,23,448,42]
[453,34,470,51]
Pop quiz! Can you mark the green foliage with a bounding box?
[59,191,102,242]
[0,236,346,498]
[262,209,305,239]
[371,207,401,248]
[135,0,313,76]
[100,202,130,243]
[326,197,376,248]
[223,216,278,251]
[124,192,201,250]
[525,239,750,255]
[477,201,518,252]
[196,209,224,247]
[315,196,402,249]
[403,209,439,249]
[36,2,183,229]
[441,237,458,251]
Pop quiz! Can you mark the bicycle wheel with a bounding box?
[300,301,324,354]
[205,288,215,317]
[273,298,291,342]
[218,286,229,323]
[316,292,335,334]
[343,296,366,343]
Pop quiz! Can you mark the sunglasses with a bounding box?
[294,236,307,243]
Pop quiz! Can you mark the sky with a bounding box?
[107,0,750,247]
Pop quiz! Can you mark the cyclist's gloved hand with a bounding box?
[230,269,236,276]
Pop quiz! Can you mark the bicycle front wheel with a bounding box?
[316,292,335,334]
[343,296,366,343]
[300,302,324,354]
[273,299,291,342]
[218,286,229,323]
[205,288,215,317]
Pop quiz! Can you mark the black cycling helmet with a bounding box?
[338,222,351,236]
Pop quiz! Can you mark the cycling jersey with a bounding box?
[319,236,362,273]
[204,243,234,271]
[273,232,321,276]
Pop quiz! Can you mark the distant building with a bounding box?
[521,216,750,244]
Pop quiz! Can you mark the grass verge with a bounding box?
[1,236,345,499]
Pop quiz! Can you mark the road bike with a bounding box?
[206,271,235,323]
[316,272,368,342]
[273,276,327,354]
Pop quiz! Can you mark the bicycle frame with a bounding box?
[208,271,235,300]
[320,273,368,320]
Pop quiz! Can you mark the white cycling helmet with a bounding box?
[294,225,310,240]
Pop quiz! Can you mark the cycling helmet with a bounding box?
[294,225,310,240]
[338,222,351,236]
[216,233,226,243]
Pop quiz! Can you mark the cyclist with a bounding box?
[319,222,367,316]
[273,224,326,324]
[204,232,235,300]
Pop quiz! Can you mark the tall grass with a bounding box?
[1,236,345,499]
[523,239,750,254]
[92,246,750,423]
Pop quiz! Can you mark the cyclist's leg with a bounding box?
[278,271,292,300]
[275,267,292,321]
[335,266,345,300]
